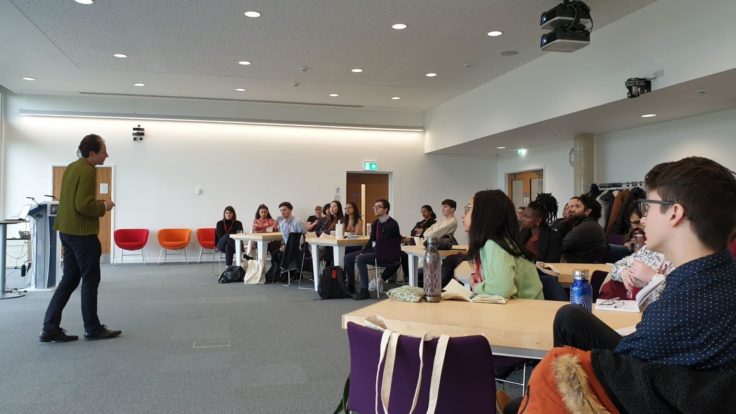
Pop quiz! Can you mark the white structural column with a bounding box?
[573,133,595,196]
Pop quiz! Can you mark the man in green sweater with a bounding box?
[40,134,121,342]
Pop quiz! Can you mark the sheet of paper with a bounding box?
[99,183,109,194]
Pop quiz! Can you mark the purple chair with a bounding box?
[346,322,496,413]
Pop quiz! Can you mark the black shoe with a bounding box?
[346,284,356,295]
[39,328,78,343]
[353,288,370,300]
[84,325,122,340]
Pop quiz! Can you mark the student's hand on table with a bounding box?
[622,260,655,290]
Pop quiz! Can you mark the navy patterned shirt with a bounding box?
[614,249,736,370]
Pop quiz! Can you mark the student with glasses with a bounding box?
[514,157,736,413]
[343,199,401,300]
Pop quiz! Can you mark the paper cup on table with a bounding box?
[414,237,422,246]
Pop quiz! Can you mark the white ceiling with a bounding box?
[0,0,656,111]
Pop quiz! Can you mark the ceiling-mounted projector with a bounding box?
[540,0,592,52]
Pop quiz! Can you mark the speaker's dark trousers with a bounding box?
[43,233,103,333]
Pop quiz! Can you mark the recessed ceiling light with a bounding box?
[500,50,519,56]
[113,53,128,58]
[487,30,503,37]
[351,68,364,73]
[329,93,340,97]
[22,77,35,81]
[244,11,261,18]
[235,88,246,92]
[641,113,657,118]
[392,23,407,30]
[391,96,401,100]
[517,148,528,156]
[74,0,94,4]
[425,72,438,78]
[497,146,506,150]
[238,60,252,66]
[133,83,145,87]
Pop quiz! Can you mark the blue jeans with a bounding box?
[43,233,103,333]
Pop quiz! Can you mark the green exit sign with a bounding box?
[363,161,378,171]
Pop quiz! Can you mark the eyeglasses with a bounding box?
[630,220,641,225]
[373,204,385,210]
[598,298,625,308]
[464,203,473,215]
[638,199,675,217]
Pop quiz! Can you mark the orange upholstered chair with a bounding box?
[157,228,192,264]
[113,229,149,264]
[196,228,218,263]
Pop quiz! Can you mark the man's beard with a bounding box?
[570,214,586,226]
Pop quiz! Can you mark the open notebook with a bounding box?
[440,279,507,304]
[594,274,665,312]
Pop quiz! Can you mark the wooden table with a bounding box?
[538,262,613,286]
[342,299,641,359]
[230,232,283,266]
[306,235,369,291]
[401,245,468,287]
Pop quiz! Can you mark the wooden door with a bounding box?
[53,165,113,255]
[346,173,390,231]
[506,170,544,208]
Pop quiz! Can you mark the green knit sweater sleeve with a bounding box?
[54,159,106,236]
[473,240,517,298]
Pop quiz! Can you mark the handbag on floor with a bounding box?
[218,265,245,283]
[243,259,265,284]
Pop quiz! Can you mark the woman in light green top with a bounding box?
[465,189,544,300]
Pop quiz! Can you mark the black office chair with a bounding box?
[278,232,306,286]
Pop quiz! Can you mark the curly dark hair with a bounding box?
[527,193,558,227]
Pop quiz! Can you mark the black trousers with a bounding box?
[217,237,236,266]
[43,233,102,333]
[553,304,622,350]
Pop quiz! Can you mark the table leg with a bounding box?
[257,241,267,263]
[334,245,345,267]
[311,244,320,291]
[408,255,419,287]
[1,223,24,300]
[235,239,242,267]
[246,241,253,256]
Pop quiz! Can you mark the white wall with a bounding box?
[597,108,736,182]
[496,141,575,210]
[3,94,495,261]
[425,0,736,152]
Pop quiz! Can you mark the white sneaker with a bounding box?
[368,279,377,292]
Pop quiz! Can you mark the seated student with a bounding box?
[622,204,645,251]
[268,202,306,283]
[344,202,364,236]
[322,200,344,235]
[422,199,458,241]
[409,205,437,238]
[561,194,608,263]
[252,204,279,254]
[344,199,401,300]
[515,157,736,413]
[552,201,572,239]
[465,190,543,300]
[520,193,562,263]
[215,206,244,266]
[305,205,326,235]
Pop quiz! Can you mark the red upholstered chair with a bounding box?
[196,228,217,263]
[729,237,736,258]
[113,229,149,264]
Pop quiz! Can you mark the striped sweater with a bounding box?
[53,158,106,235]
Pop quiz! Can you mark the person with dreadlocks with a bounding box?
[520,193,563,263]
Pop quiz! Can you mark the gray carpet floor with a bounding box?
[0,263,527,413]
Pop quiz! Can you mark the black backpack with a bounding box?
[218,265,245,284]
[318,266,348,299]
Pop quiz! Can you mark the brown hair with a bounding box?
[645,156,736,250]
[78,134,103,158]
